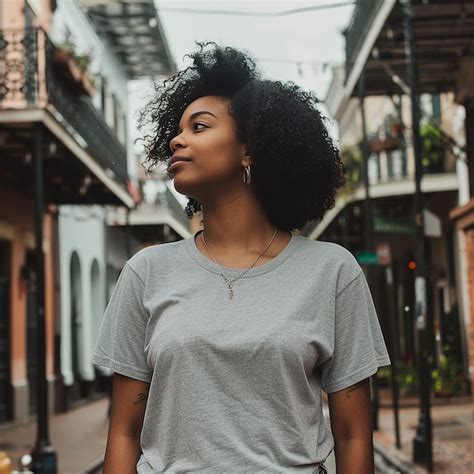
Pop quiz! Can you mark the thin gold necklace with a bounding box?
[200,227,278,299]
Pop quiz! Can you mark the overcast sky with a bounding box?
[154,0,354,97]
[129,1,355,201]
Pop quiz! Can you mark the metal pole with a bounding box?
[385,265,401,449]
[31,123,58,473]
[358,73,375,251]
[125,207,132,258]
[358,71,379,430]
[403,0,433,470]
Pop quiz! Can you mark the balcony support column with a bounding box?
[31,123,58,473]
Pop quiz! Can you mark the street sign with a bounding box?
[415,275,427,330]
[374,216,414,235]
[376,243,392,265]
[356,251,379,265]
[374,210,442,238]
[423,209,442,237]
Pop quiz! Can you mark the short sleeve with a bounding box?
[320,270,391,393]
[91,262,152,383]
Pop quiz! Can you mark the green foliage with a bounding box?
[377,353,469,398]
[431,350,468,396]
[420,119,445,172]
[340,145,363,193]
[57,40,92,73]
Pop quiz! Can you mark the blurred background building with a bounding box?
[0,0,191,426]
[301,0,473,406]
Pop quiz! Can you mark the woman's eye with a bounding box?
[193,122,208,131]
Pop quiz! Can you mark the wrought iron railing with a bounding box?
[344,0,385,82]
[0,28,128,185]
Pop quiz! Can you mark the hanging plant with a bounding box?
[420,118,445,173]
[386,114,403,138]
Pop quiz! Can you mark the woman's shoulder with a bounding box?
[294,235,362,290]
[295,234,359,265]
[125,239,187,282]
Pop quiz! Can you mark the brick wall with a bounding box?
[466,226,474,395]
[450,198,474,397]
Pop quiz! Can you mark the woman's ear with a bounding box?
[241,145,252,166]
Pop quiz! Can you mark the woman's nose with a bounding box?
[170,133,186,153]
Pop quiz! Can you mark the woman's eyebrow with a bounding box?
[178,110,217,132]
[189,110,217,120]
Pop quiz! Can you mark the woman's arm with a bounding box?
[103,373,150,473]
[327,378,374,474]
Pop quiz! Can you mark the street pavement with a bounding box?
[0,398,109,473]
[373,395,474,473]
[0,393,471,473]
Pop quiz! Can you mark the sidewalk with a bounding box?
[0,397,109,473]
[374,393,474,473]
[0,392,472,473]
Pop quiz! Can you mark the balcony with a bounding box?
[342,123,456,193]
[343,0,474,98]
[0,27,133,206]
[344,0,387,83]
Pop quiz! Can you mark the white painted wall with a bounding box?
[58,205,107,385]
[50,1,137,386]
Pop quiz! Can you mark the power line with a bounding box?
[156,2,356,17]
[256,57,337,66]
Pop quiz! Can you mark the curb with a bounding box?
[374,440,418,474]
[81,457,104,474]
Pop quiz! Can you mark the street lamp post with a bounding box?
[402,0,433,470]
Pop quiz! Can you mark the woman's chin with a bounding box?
[171,176,198,197]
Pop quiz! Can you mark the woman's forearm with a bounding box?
[103,433,142,474]
[333,436,374,474]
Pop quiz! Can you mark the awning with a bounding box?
[80,0,176,79]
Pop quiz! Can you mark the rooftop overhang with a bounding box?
[343,0,474,99]
[80,0,176,79]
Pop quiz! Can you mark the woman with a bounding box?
[92,43,391,473]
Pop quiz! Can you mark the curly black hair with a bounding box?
[139,42,346,232]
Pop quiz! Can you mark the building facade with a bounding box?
[0,0,174,425]
[309,0,474,398]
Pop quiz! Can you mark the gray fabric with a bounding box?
[92,230,391,473]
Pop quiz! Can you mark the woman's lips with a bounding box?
[170,159,191,170]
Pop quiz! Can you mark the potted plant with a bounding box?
[52,38,95,96]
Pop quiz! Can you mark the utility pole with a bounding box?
[358,71,379,430]
[403,0,433,470]
[31,123,58,473]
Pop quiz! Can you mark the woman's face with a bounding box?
[169,95,249,201]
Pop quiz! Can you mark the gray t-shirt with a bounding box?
[92,230,391,473]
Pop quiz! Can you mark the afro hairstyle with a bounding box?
[139,42,346,232]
